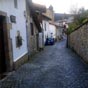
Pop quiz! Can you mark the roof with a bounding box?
[42,13,51,20]
[33,3,46,13]
[26,1,47,32]
[49,21,59,27]
[31,11,42,32]
[26,0,46,13]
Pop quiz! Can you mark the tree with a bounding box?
[71,7,88,25]
[68,7,88,34]
[70,5,78,15]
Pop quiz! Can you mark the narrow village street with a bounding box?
[0,38,88,88]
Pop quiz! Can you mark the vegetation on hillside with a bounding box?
[68,7,88,34]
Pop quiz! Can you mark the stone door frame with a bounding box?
[0,11,13,72]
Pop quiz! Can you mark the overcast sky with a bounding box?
[33,0,88,13]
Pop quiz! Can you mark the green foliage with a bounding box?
[83,18,88,23]
[68,7,88,34]
[68,23,78,34]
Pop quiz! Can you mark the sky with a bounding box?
[32,0,88,14]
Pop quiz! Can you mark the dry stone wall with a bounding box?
[68,23,88,62]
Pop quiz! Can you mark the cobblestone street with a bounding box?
[0,39,88,88]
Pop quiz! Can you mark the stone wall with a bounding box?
[68,23,88,62]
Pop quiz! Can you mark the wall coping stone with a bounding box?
[69,20,88,35]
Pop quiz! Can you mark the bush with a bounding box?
[68,7,88,34]
[67,18,88,34]
[67,23,78,34]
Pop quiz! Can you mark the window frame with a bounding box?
[30,23,34,36]
[14,0,18,8]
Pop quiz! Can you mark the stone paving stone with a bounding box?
[0,39,88,88]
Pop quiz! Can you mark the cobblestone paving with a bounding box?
[0,39,88,88]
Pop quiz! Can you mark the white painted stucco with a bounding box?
[42,20,49,43]
[48,24,56,39]
[0,0,28,62]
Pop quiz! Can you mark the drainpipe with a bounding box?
[25,12,30,60]
[66,28,69,48]
[26,23,30,59]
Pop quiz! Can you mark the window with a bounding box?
[16,31,23,48]
[30,23,34,35]
[14,0,18,8]
[45,23,46,31]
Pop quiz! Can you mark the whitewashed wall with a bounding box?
[42,20,49,43]
[0,0,28,62]
[48,24,56,39]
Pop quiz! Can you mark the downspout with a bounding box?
[25,2,30,60]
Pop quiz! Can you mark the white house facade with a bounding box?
[0,0,29,73]
[42,20,50,44]
[48,23,56,39]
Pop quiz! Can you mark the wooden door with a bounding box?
[0,16,6,74]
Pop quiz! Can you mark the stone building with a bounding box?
[0,0,29,77]
[42,14,51,44]
[26,2,46,55]
[0,0,46,78]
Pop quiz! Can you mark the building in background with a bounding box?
[42,5,56,44]
[26,1,46,55]
[54,13,73,40]
[33,3,46,50]
[49,22,57,40]
[42,14,51,44]
[44,5,54,22]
